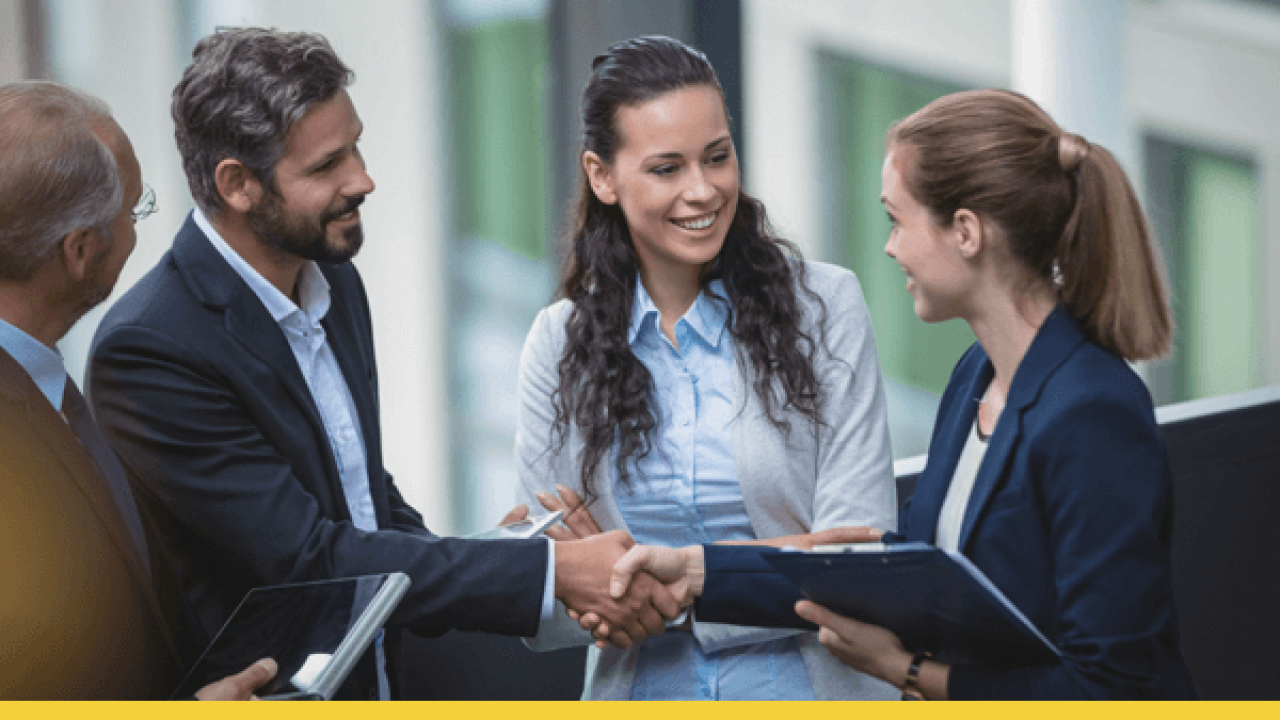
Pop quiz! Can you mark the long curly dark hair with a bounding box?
[553,36,827,503]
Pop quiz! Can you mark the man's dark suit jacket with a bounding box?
[0,348,182,699]
[696,307,1197,699]
[88,215,547,699]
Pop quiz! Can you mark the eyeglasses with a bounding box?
[131,184,158,223]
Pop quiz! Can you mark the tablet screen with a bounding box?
[172,574,395,699]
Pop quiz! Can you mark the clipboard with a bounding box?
[171,572,410,700]
[763,542,1059,666]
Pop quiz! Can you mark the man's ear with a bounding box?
[214,159,262,214]
[582,151,618,205]
[953,208,985,260]
[59,227,101,282]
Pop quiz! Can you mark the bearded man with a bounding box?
[88,28,676,701]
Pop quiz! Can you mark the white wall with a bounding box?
[0,0,23,81]
[53,0,190,395]
[1013,0,1132,168]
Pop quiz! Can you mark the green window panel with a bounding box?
[1184,155,1262,399]
[446,15,556,533]
[1144,137,1262,404]
[451,18,551,260]
[820,54,973,397]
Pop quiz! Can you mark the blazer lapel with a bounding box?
[0,350,181,664]
[222,287,324,428]
[908,351,991,543]
[171,215,345,505]
[955,307,1085,552]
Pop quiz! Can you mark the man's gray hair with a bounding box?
[172,27,353,215]
[0,81,122,281]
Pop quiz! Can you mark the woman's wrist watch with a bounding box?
[901,650,931,700]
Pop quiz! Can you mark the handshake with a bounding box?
[513,486,881,650]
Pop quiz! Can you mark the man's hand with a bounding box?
[555,531,682,649]
[723,526,883,550]
[609,544,705,606]
[535,484,606,624]
[575,544,704,645]
[194,658,278,700]
[589,530,879,644]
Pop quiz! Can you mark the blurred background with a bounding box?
[2,0,1276,535]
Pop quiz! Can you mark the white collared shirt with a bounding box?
[195,209,387,698]
[196,209,378,532]
[195,210,557,696]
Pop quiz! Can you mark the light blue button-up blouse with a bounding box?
[617,278,813,701]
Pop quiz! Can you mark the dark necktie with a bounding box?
[62,376,152,579]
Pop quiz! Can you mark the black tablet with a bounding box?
[171,572,410,700]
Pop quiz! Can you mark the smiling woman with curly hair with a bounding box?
[513,35,898,701]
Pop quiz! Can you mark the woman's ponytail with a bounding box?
[889,89,1172,362]
[1057,139,1172,361]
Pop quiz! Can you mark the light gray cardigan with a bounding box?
[514,261,899,700]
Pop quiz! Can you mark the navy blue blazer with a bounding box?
[88,215,548,699]
[698,307,1196,699]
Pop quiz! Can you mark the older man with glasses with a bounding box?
[0,80,273,700]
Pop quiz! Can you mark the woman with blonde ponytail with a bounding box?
[606,89,1198,699]
[786,89,1195,698]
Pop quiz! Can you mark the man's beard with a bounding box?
[248,188,366,264]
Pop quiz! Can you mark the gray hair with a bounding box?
[172,27,353,214]
[0,81,123,281]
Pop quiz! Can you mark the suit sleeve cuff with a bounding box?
[539,537,556,627]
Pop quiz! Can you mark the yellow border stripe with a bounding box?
[4,701,1278,719]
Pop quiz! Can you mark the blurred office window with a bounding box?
[445,0,719,532]
[443,0,556,533]
[818,52,971,458]
[1145,137,1263,405]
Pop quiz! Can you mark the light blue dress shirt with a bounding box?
[617,279,814,701]
[196,211,556,697]
[3,316,155,578]
[196,209,391,699]
[0,318,67,410]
